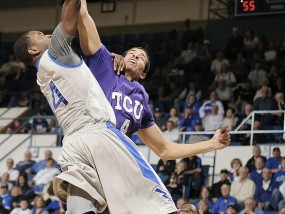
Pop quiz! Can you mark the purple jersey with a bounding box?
[88,45,155,136]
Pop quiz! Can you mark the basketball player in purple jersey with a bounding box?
[78,2,231,160]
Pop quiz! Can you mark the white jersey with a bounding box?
[36,51,116,136]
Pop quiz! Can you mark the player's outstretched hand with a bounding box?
[211,126,231,150]
[111,52,125,74]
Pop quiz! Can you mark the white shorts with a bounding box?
[53,122,177,214]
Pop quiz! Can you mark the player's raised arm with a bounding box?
[138,125,230,160]
[61,0,81,36]
[78,0,102,55]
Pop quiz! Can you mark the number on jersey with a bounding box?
[50,80,68,110]
[120,119,130,134]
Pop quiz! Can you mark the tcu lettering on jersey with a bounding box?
[112,92,143,120]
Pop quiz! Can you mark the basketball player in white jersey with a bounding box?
[14,0,230,213]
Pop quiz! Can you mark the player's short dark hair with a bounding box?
[123,47,150,73]
[14,31,33,66]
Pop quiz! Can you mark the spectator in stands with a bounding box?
[272,92,285,126]
[266,147,282,175]
[32,111,49,134]
[245,145,267,173]
[234,80,255,111]
[0,183,12,210]
[211,50,229,75]
[15,150,36,174]
[158,81,181,112]
[244,28,259,54]
[0,54,25,81]
[253,79,272,101]
[0,172,13,191]
[254,167,277,211]
[17,92,30,108]
[239,197,264,214]
[181,155,203,199]
[164,120,180,143]
[268,65,281,91]
[176,197,187,210]
[212,183,238,214]
[193,186,214,213]
[197,199,211,214]
[250,156,265,185]
[226,27,244,59]
[153,107,167,131]
[214,63,237,88]
[230,166,256,208]
[0,197,9,214]
[229,158,243,182]
[226,204,238,214]
[264,41,277,65]
[10,196,31,214]
[28,158,60,194]
[167,107,180,127]
[235,103,253,144]
[2,158,19,184]
[230,51,247,83]
[253,86,274,125]
[175,80,202,112]
[251,120,270,146]
[31,195,49,214]
[26,149,58,176]
[145,65,165,101]
[222,107,238,131]
[248,61,267,90]
[211,169,231,201]
[197,39,212,73]
[215,80,233,109]
[203,103,223,131]
[10,185,23,209]
[182,94,201,118]
[178,107,197,132]
[5,119,27,134]
[186,121,210,144]
[16,173,35,201]
[199,90,224,120]
[156,159,176,178]
[174,41,198,72]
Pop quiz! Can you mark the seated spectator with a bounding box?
[266,147,282,175]
[211,50,229,75]
[167,161,187,198]
[10,196,31,214]
[250,120,271,145]
[182,94,201,118]
[212,183,238,214]
[0,54,25,81]
[254,168,277,211]
[28,158,60,194]
[230,167,256,208]
[0,172,13,191]
[230,51,247,83]
[178,107,197,132]
[264,41,277,64]
[31,195,49,214]
[222,107,238,131]
[156,159,176,178]
[154,107,167,131]
[32,111,49,134]
[215,80,233,109]
[5,119,27,134]
[176,197,187,210]
[229,158,243,182]
[0,183,12,210]
[203,104,223,131]
[233,80,255,110]
[10,185,23,209]
[199,91,224,120]
[272,92,285,126]
[235,103,253,144]
[167,107,180,127]
[215,63,237,88]
[158,81,181,112]
[193,186,214,213]
[0,197,9,214]
[226,27,244,59]
[226,204,238,214]
[244,28,259,54]
[26,149,58,176]
[239,197,264,214]
[245,145,267,173]
[15,150,36,174]
[181,156,203,199]
[16,173,35,201]
[186,121,210,144]
[2,158,19,184]
[197,199,211,214]
[211,169,231,201]
[164,120,180,142]
[250,156,265,185]
[248,61,267,90]
[253,79,272,101]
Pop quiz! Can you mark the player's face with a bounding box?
[124,48,147,80]
[27,31,52,53]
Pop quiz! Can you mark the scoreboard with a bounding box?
[235,0,285,16]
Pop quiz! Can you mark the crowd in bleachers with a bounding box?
[157,145,285,213]
[0,149,65,213]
